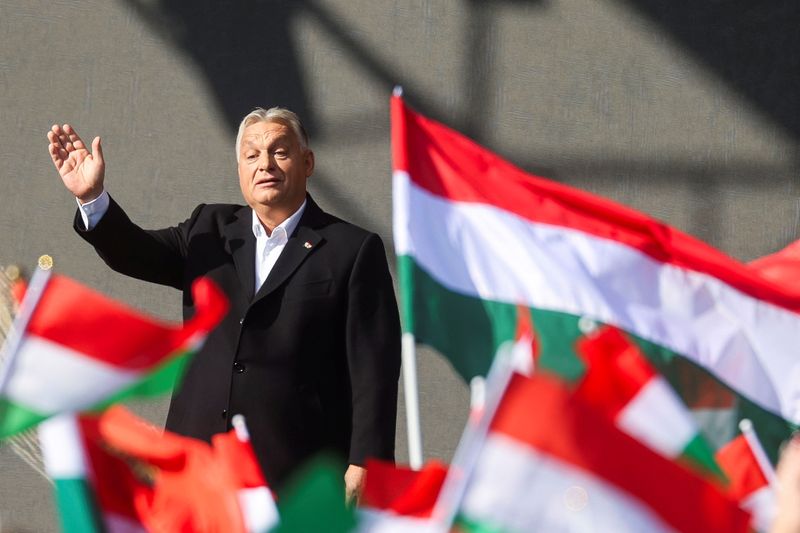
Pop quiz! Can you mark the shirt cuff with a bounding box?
[77,190,109,230]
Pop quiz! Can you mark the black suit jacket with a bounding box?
[75,194,401,489]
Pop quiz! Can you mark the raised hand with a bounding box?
[47,124,105,203]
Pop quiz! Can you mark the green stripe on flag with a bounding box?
[1,348,194,439]
[637,335,798,465]
[399,255,516,379]
[52,477,104,533]
[454,514,506,533]
[401,255,796,463]
[275,455,356,533]
[0,397,48,439]
[90,347,195,413]
[680,433,725,479]
[400,255,591,381]
[110,348,194,398]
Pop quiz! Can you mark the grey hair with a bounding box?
[235,107,309,161]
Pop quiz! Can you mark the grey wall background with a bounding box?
[1,0,798,530]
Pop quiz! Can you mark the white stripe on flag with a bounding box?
[238,487,279,533]
[39,414,87,478]
[460,434,675,532]
[394,171,800,424]
[7,336,141,414]
[617,378,698,457]
[104,513,148,533]
[742,486,776,533]
[355,509,439,533]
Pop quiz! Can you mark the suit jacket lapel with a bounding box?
[221,206,257,299]
[251,197,326,306]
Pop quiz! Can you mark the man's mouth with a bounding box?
[255,177,282,187]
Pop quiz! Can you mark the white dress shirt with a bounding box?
[78,190,306,294]
[252,200,306,293]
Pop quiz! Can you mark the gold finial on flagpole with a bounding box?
[4,264,20,281]
[37,255,54,271]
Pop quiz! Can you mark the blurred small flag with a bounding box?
[0,274,228,438]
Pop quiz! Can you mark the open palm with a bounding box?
[47,123,105,203]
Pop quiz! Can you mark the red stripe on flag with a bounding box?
[391,95,800,314]
[749,239,800,287]
[490,373,750,533]
[574,327,657,417]
[716,435,770,500]
[212,430,269,490]
[26,276,227,370]
[362,459,447,518]
[79,413,147,526]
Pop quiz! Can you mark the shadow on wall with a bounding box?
[121,0,547,134]
[620,0,800,142]
[119,0,547,240]
[121,0,798,249]
[120,0,800,144]
[124,0,315,134]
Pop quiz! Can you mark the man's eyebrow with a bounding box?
[241,133,291,149]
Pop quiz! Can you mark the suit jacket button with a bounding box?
[233,361,246,373]
[221,409,228,419]
[239,318,244,325]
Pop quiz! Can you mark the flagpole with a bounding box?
[431,343,517,531]
[739,418,777,486]
[393,85,424,470]
[403,332,424,470]
[232,414,251,442]
[0,264,52,393]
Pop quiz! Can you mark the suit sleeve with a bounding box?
[345,233,402,466]
[74,195,204,290]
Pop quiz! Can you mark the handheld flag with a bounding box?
[0,274,228,438]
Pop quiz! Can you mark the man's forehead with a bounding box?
[241,124,293,148]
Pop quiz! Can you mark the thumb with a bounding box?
[92,136,104,164]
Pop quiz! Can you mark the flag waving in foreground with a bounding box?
[357,459,447,532]
[574,327,721,478]
[391,94,800,456]
[716,426,777,532]
[457,372,751,532]
[39,405,277,533]
[0,274,228,438]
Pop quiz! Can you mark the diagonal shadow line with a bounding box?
[301,0,458,127]
[616,0,800,141]
[461,0,497,143]
[122,0,314,135]
[120,0,798,254]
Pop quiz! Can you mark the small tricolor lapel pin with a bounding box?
[303,241,313,249]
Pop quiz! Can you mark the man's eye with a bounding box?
[246,153,258,160]
[274,150,287,158]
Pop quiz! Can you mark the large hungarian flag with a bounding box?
[391,94,800,457]
[456,372,750,532]
[0,275,228,438]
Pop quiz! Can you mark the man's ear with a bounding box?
[305,150,315,178]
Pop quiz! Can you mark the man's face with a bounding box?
[238,120,314,214]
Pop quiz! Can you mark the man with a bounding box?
[47,108,401,499]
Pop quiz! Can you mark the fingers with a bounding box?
[48,123,85,153]
[778,434,800,483]
[344,464,366,507]
[64,124,86,151]
[91,136,104,164]
[47,126,69,169]
[47,123,98,169]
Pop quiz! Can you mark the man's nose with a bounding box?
[258,153,275,170]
